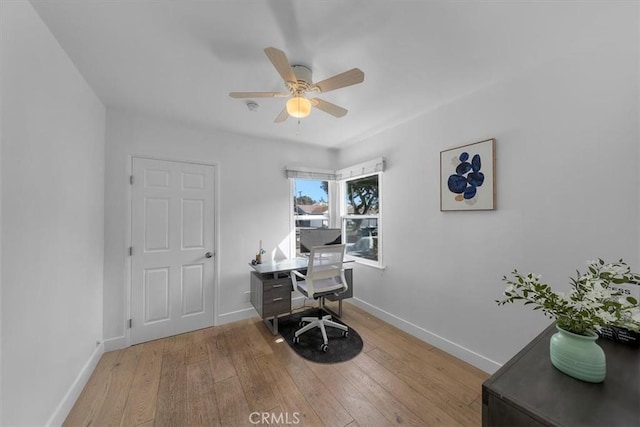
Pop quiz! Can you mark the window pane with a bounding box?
[293,179,330,256]
[344,218,378,261]
[345,175,379,215]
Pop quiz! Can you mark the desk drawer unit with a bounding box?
[250,272,292,319]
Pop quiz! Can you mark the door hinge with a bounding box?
[129,246,133,256]
[130,175,134,185]
[128,318,132,328]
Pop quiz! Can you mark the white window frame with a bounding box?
[286,159,384,266]
[287,172,339,257]
[338,164,384,268]
[340,172,383,268]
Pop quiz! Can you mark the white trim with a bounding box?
[336,157,385,180]
[294,214,329,221]
[46,343,104,427]
[349,298,501,374]
[352,258,386,270]
[217,307,257,325]
[0,84,3,424]
[213,161,222,325]
[103,335,127,352]
[290,176,334,257]
[328,180,340,229]
[340,171,384,268]
[124,157,133,347]
[285,166,336,180]
[289,179,296,257]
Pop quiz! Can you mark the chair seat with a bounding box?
[296,278,344,298]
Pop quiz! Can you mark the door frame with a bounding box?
[125,154,220,347]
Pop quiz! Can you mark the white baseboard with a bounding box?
[349,298,502,374]
[216,306,257,325]
[103,335,127,352]
[46,343,104,427]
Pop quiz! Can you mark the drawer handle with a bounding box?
[272,297,283,302]
[273,284,283,288]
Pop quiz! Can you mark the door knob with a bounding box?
[205,252,213,258]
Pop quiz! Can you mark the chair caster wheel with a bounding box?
[293,336,300,344]
[321,344,329,352]
[342,330,349,338]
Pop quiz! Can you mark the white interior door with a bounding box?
[130,157,215,345]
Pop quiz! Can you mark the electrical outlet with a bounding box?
[244,291,251,302]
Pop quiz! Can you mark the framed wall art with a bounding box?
[440,138,496,211]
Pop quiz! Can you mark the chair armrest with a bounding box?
[291,270,306,280]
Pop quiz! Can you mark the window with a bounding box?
[292,178,330,256]
[342,173,381,265]
[287,158,384,265]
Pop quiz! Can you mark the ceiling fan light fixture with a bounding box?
[286,96,311,118]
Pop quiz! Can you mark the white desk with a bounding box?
[249,257,354,334]
[250,257,310,278]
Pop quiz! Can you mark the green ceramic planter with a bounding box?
[549,325,606,383]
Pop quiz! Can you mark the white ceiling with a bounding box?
[30,0,612,148]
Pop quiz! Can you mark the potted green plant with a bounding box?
[497,259,640,383]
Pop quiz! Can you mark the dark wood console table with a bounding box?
[482,324,640,426]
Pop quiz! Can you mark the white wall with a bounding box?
[338,3,639,373]
[103,111,335,345]
[1,1,106,425]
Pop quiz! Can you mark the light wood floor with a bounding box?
[64,302,488,426]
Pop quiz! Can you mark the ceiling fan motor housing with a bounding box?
[288,65,315,94]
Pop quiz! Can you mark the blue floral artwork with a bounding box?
[440,139,495,211]
[447,152,485,202]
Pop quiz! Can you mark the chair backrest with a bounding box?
[304,244,347,297]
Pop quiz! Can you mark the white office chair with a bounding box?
[290,244,349,352]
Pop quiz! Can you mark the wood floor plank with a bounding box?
[223,318,272,358]
[154,344,187,426]
[429,346,489,387]
[185,328,211,366]
[214,376,253,427]
[369,346,478,404]
[256,353,324,427]
[121,340,165,426]
[205,327,237,383]
[227,344,279,412]
[282,356,354,426]
[366,347,479,425]
[352,351,461,425]
[334,359,426,427]
[91,345,142,426]
[186,360,221,426]
[63,350,122,427]
[306,359,393,427]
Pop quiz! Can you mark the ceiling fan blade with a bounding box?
[229,91,289,99]
[310,98,348,118]
[274,107,289,123]
[264,47,297,83]
[314,68,364,93]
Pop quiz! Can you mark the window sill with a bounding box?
[353,259,386,270]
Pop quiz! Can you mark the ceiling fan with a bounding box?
[229,47,364,123]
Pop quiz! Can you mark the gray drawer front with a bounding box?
[263,280,292,293]
[262,295,291,318]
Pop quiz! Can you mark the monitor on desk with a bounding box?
[299,228,342,254]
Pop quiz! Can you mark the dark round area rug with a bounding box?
[278,308,363,364]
